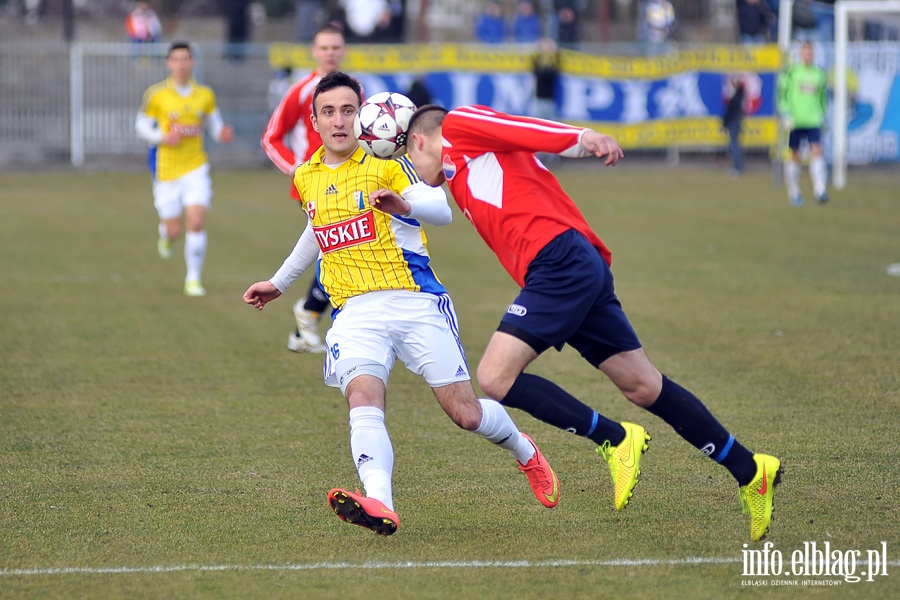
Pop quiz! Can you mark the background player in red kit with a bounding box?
[261,23,346,353]
[400,104,782,542]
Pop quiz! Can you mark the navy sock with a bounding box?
[502,373,625,446]
[647,375,756,486]
[303,279,329,314]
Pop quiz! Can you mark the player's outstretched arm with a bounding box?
[580,130,624,166]
[369,188,410,216]
[219,124,234,144]
[370,183,452,226]
[243,281,282,310]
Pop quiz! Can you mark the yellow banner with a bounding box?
[269,43,533,73]
[268,43,782,75]
[574,117,778,149]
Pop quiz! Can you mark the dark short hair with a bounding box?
[312,71,362,115]
[314,23,345,40]
[167,41,192,58]
[407,105,449,137]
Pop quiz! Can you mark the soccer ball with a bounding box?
[353,91,417,159]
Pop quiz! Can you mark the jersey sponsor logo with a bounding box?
[325,184,338,195]
[507,303,527,316]
[441,153,457,180]
[313,210,377,254]
[306,201,316,220]
[168,114,201,138]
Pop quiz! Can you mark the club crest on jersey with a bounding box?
[507,304,527,316]
[354,190,366,211]
[313,210,377,253]
[306,201,316,220]
[442,154,457,180]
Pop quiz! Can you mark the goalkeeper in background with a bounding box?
[777,41,829,206]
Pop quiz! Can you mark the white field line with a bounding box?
[3,557,898,577]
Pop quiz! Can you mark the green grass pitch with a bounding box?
[1,165,898,598]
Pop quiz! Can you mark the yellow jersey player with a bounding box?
[135,41,234,296]
[243,72,560,536]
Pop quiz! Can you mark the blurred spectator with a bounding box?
[341,0,392,42]
[638,0,676,54]
[295,0,325,42]
[791,0,819,41]
[24,0,45,25]
[513,1,543,44]
[736,0,774,44]
[532,37,559,120]
[125,0,163,44]
[722,74,746,177]
[406,75,434,108]
[556,2,580,48]
[475,1,508,44]
[385,0,407,40]
[225,0,250,61]
[532,37,561,164]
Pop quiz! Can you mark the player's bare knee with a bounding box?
[435,383,483,430]
[164,221,182,240]
[451,408,481,431]
[620,379,660,408]
[476,366,512,402]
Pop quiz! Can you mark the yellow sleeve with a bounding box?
[387,155,422,192]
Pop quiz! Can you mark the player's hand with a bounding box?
[781,116,794,131]
[581,131,624,166]
[160,131,181,146]
[369,188,411,216]
[220,125,234,144]
[243,281,282,310]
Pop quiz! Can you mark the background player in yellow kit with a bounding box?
[243,72,559,536]
[135,41,234,297]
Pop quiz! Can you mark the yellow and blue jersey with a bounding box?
[293,146,445,309]
[139,77,217,181]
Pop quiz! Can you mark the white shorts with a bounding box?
[153,163,212,220]
[323,290,471,391]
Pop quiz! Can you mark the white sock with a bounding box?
[473,398,535,465]
[184,230,207,283]
[810,156,827,197]
[158,222,169,241]
[349,406,394,510]
[785,161,801,199]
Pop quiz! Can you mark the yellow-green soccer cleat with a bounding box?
[157,236,173,260]
[183,279,206,297]
[596,422,650,510]
[739,454,782,541]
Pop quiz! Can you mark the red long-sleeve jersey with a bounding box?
[440,106,612,288]
[261,70,322,201]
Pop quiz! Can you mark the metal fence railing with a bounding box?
[0,42,275,169]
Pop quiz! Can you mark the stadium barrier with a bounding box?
[0,41,896,169]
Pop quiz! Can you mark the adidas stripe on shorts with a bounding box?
[323,289,471,389]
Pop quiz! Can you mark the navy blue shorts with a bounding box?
[498,229,642,366]
[788,127,821,150]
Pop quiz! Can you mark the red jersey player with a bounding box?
[397,105,781,542]
[261,23,346,353]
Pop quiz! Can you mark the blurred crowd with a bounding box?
[7,0,899,46]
